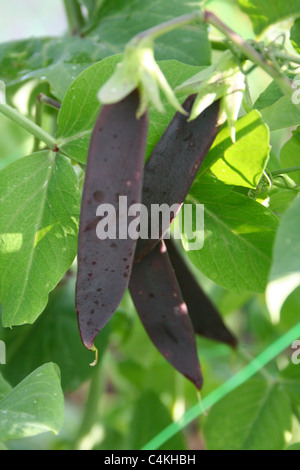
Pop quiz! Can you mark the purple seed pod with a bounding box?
[165,238,237,348]
[129,240,203,390]
[76,90,148,352]
[134,96,220,262]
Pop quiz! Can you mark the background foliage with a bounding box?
[0,0,300,451]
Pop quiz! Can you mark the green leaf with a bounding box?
[198,110,270,189]
[0,117,31,171]
[0,363,64,441]
[212,287,252,317]
[0,1,210,99]
[78,0,98,14]
[0,374,11,401]
[129,390,186,450]
[0,37,113,100]
[280,286,300,329]
[238,0,300,36]
[88,0,210,66]
[280,127,300,184]
[268,187,297,215]
[205,378,293,450]
[190,174,233,202]
[255,81,300,131]
[95,427,127,451]
[280,363,300,407]
[291,18,300,53]
[255,80,284,109]
[0,151,80,327]
[2,279,111,392]
[183,191,279,294]
[0,81,5,105]
[267,195,300,323]
[57,57,203,164]
[57,55,122,163]
[286,443,300,450]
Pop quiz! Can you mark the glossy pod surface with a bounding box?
[76,90,148,350]
[134,96,220,262]
[165,238,237,348]
[129,240,203,389]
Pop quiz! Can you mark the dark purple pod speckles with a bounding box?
[76,90,148,351]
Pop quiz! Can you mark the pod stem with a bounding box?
[203,10,294,100]
[133,11,203,42]
[90,345,99,367]
[131,8,296,105]
[74,353,103,450]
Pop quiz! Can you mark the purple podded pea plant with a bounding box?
[75,88,237,387]
[0,0,299,450]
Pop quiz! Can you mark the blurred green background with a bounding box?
[0,0,67,42]
[0,0,299,451]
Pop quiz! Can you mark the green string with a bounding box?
[142,322,300,450]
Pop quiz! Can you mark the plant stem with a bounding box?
[38,94,62,110]
[33,99,44,152]
[271,166,300,176]
[74,361,103,450]
[273,50,300,66]
[0,103,57,151]
[133,11,203,42]
[203,10,294,100]
[210,39,228,51]
[238,348,275,383]
[272,173,300,192]
[131,8,296,104]
[272,181,300,192]
[63,0,85,35]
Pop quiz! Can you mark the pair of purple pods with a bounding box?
[76,90,237,389]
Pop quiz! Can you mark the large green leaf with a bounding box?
[57,57,203,164]
[0,1,210,99]
[0,363,64,441]
[78,0,99,14]
[280,127,300,184]
[238,0,300,36]
[2,279,111,392]
[0,118,31,171]
[198,110,270,189]
[280,363,300,407]
[280,286,300,329]
[183,191,279,294]
[286,443,300,450]
[205,378,293,450]
[291,18,300,53]
[0,37,110,100]
[0,151,80,327]
[0,374,11,401]
[129,390,186,450]
[57,55,122,163]
[268,187,297,216]
[255,81,300,131]
[88,0,210,65]
[267,196,300,323]
[189,175,233,202]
